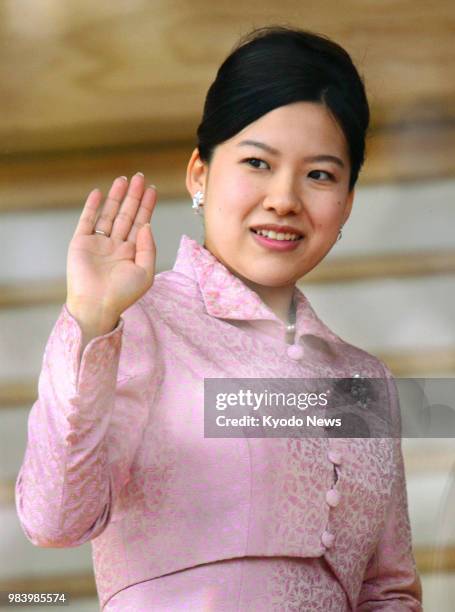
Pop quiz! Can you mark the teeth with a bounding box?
[254,229,301,241]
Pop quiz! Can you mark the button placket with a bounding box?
[321,529,335,549]
[321,444,343,549]
[325,487,340,507]
[327,448,342,465]
[286,343,304,360]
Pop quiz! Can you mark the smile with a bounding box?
[250,229,303,252]
[251,228,302,241]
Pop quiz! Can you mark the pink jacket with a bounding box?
[16,234,422,609]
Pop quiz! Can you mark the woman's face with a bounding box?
[187,101,355,288]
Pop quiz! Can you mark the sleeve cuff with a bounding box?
[41,304,125,404]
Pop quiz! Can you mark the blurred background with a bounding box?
[0,1,454,610]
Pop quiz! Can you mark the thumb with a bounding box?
[135,224,156,282]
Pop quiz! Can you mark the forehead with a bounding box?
[227,102,349,159]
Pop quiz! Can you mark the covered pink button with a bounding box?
[325,488,341,507]
[287,344,304,360]
[67,412,78,426]
[65,432,78,445]
[327,449,342,465]
[321,530,335,548]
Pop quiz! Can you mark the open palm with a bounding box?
[66,173,157,325]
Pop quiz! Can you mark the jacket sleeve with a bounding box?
[356,364,423,610]
[15,300,162,548]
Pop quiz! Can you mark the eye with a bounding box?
[308,169,335,181]
[243,157,270,170]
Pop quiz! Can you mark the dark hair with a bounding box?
[196,25,370,191]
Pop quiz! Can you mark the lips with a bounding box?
[250,228,303,252]
[250,224,304,237]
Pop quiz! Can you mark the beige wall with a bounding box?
[1,2,454,609]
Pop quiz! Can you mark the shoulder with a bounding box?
[297,289,388,379]
[139,269,201,311]
[335,334,390,380]
[130,269,205,337]
[319,324,401,435]
[306,303,389,380]
[116,271,196,376]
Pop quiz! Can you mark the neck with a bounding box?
[202,243,296,324]
[241,278,296,325]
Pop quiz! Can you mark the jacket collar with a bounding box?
[173,234,340,343]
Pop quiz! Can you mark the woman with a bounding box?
[15,25,422,610]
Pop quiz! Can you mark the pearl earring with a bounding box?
[192,190,204,214]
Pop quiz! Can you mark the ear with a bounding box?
[185,147,209,199]
[341,187,355,226]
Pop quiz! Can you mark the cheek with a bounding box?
[215,167,258,200]
[209,177,257,220]
[307,197,344,229]
[232,174,260,198]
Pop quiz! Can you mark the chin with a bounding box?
[242,271,296,288]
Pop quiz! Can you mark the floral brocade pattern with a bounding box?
[16,234,422,610]
[104,556,348,611]
[265,556,349,611]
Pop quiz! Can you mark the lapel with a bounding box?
[173,234,341,345]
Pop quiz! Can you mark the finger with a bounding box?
[93,176,129,236]
[135,224,156,282]
[110,172,145,241]
[73,188,103,238]
[126,185,157,244]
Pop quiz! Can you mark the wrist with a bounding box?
[65,299,120,338]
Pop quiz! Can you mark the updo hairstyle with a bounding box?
[196,25,370,191]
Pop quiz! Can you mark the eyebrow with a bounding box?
[236,139,345,169]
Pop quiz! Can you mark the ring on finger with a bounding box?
[94,229,109,237]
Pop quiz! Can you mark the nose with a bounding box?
[262,172,303,216]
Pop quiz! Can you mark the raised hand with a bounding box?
[66,173,157,342]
